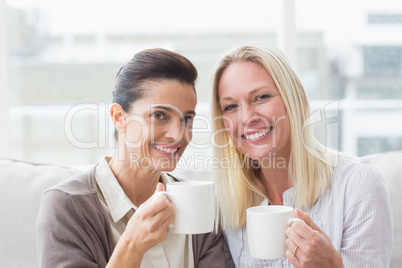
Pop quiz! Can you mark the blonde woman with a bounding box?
[211,43,392,267]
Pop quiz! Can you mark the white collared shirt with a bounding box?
[225,155,393,268]
[95,157,194,268]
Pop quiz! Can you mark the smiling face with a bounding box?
[122,79,196,171]
[218,61,291,161]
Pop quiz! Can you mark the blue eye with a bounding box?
[223,104,238,112]
[256,94,270,101]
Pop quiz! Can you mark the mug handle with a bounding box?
[152,191,175,231]
[288,217,304,226]
[152,191,172,201]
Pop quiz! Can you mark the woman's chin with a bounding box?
[152,159,180,173]
[240,149,272,160]
[154,166,177,173]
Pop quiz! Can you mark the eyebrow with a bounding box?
[152,105,196,116]
[219,86,268,102]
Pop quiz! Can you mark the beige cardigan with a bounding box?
[36,167,233,267]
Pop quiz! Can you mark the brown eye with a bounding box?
[152,112,167,121]
[182,116,194,127]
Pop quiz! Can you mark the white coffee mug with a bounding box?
[246,205,302,259]
[154,181,215,234]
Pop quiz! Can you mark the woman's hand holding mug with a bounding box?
[119,183,175,257]
[285,208,344,268]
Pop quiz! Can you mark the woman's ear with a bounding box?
[110,103,125,133]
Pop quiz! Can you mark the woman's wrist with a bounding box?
[106,236,144,268]
[331,251,344,268]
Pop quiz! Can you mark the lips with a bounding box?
[152,144,180,154]
[242,126,274,141]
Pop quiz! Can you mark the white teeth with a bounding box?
[154,145,178,153]
[244,129,270,140]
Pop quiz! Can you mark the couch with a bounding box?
[1,151,401,267]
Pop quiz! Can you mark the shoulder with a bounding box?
[48,166,97,195]
[36,166,112,267]
[332,154,385,186]
[330,154,388,200]
[39,166,103,222]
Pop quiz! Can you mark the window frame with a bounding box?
[0,0,11,157]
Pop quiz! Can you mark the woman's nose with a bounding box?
[165,118,184,140]
[241,104,259,126]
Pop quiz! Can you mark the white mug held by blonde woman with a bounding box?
[247,206,302,259]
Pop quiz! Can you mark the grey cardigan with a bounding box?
[36,167,233,267]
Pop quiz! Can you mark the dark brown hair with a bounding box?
[113,48,198,112]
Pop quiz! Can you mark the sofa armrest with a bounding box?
[360,151,402,267]
[0,159,79,268]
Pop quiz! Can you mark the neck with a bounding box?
[259,151,292,205]
[108,150,161,207]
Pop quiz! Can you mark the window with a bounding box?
[368,14,402,24]
[364,46,401,75]
[2,0,402,168]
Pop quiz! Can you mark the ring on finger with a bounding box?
[293,246,298,255]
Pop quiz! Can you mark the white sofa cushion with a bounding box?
[360,150,402,267]
[0,151,401,267]
[0,159,78,268]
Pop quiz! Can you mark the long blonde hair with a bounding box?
[212,43,333,229]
